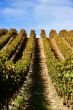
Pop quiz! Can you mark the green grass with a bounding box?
[14,95,24,106]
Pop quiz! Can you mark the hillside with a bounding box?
[0,28,73,110]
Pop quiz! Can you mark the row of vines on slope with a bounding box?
[49,30,73,59]
[41,30,59,87]
[41,30,73,108]
[0,29,26,62]
[49,30,65,61]
[0,28,8,37]
[59,30,73,47]
[0,28,17,50]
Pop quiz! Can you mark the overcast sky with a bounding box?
[0,0,73,36]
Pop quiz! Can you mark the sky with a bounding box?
[0,0,73,36]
